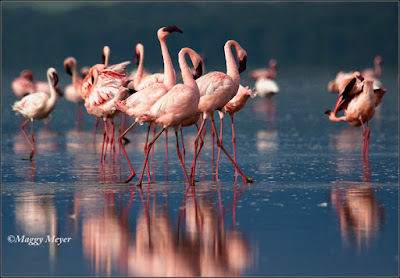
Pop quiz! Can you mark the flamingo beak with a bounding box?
[163,25,183,33]
[193,62,203,80]
[53,73,59,87]
[239,56,247,74]
[65,64,72,76]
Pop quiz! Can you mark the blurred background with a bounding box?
[2,1,398,78]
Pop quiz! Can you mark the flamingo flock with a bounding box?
[11,25,387,185]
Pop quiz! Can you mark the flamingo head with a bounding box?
[269,59,278,69]
[80,67,90,78]
[20,70,34,81]
[63,57,77,76]
[374,55,383,65]
[47,67,59,87]
[238,54,247,74]
[134,43,144,65]
[158,25,183,40]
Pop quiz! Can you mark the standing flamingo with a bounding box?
[191,40,252,185]
[12,68,60,160]
[115,26,183,182]
[135,47,203,186]
[325,79,386,159]
[216,85,257,177]
[248,59,279,97]
[84,58,131,164]
[126,43,165,92]
[361,55,383,79]
[11,70,36,98]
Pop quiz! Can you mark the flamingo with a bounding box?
[64,57,89,125]
[216,85,257,177]
[11,70,36,98]
[126,43,165,92]
[115,26,183,182]
[325,79,386,159]
[12,67,60,160]
[84,57,131,164]
[191,40,252,185]
[248,59,279,97]
[135,47,203,186]
[361,55,383,79]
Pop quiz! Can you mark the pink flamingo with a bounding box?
[361,55,383,79]
[191,40,252,185]
[135,47,203,186]
[64,57,89,124]
[115,26,183,182]
[12,68,60,160]
[11,70,36,98]
[126,43,165,92]
[248,59,278,80]
[216,85,257,177]
[84,57,131,164]
[325,79,386,159]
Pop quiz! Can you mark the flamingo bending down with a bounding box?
[325,79,386,158]
[216,85,257,176]
[126,43,165,92]
[135,47,203,186]
[12,68,60,160]
[115,25,183,182]
[84,59,131,163]
[191,40,252,185]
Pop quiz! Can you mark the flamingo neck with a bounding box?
[72,60,79,91]
[160,37,176,90]
[47,73,57,110]
[224,41,240,86]
[374,61,381,77]
[179,49,196,88]
[134,47,145,89]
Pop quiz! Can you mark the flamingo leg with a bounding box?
[144,124,151,183]
[180,127,186,164]
[216,116,224,177]
[175,130,191,184]
[190,118,207,185]
[210,117,251,184]
[118,121,137,183]
[20,118,34,160]
[93,117,100,145]
[137,128,166,186]
[110,119,117,164]
[195,121,207,159]
[151,123,156,160]
[30,120,36,160]
[165,128,169,163]
[230,114,238,175]
[359,117,367,159]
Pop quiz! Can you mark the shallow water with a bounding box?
[1,70,399,276]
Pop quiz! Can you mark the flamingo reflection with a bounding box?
[331,186,385,250]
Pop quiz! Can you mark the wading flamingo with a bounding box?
[12,68,60,160]
[191,40,252,185]
[216,85,257,177]
[135,47,203,186]
[325,79,386,159]
[126,43,165,92]
[248,59,279,97]
[115,26,183,182]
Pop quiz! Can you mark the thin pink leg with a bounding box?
[118,121,137,183]
[360,118,367,159]
[30,120,36,160]
[175,131,190,184]
[180,128,186,164]
[216,116,224,177]
[137,128,165,186]
[165,128,169,163]
[210,117,251,184]
[230,114,238,175]
[144,124,151,183]
[152,123,156,160]
[110,119,117,164]
[190,118,207,185]
[20,119,34,160]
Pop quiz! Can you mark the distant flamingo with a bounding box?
[325,79,386,159]
[191,40,252,185]
[12,69,63,99]
[248,59,279,98]
[126,43,165,91]
[115,26,183,182]
[11,70,36,98]
[216,85,257,177]
[135,47,203,186]
[84,58,131,164]
[361,55,383,79]
[12,68,60,160]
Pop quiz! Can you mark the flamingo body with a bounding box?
[254,78,279,97]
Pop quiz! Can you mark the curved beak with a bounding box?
[239,56,247,74]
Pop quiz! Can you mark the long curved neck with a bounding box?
[160,36,176,90]
[374,60,381,77]
[47,74,57,109]
[179,49,196,88]
[72,60,79,91]
[134,46,145,88]
[224,41,240,85]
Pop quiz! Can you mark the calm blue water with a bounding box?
[1,68,399,276]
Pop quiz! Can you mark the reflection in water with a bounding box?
[79,185,253,276]
[331,186,385,250]
[328,127,363,153]
[14,190,58,264]
[13,126,61,155]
